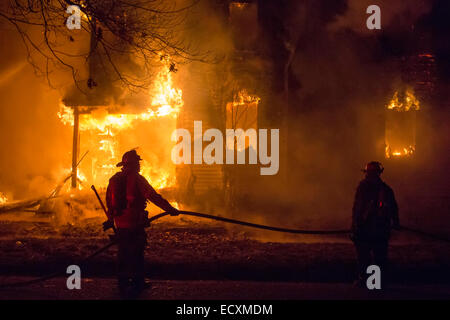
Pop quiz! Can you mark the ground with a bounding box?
[0,212,449,299]
[2,278,450,300]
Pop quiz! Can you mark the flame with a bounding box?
[226,89,260,152]
[58,58,183,190]
[385,144,415,159]
[171,202,180,209]
[75,171,87,190]
[231,89,261,107]
[231,2,249,9]
[140,160,176,190]
[385,89,419,159]
[0,192,7,204]
[387,90,420,111]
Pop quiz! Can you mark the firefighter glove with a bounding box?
[103,219,114,231]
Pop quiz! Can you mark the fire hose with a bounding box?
[149,211,349,234]
[0,187,449,289]
[149,212,450,240]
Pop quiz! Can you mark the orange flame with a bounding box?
[226,89,260,152]
[385,145,415,159]
[58,59,183,190]
[385,89,419,159]
[387,90,420,111]
[0,192,7,204]
[231,89,261,107]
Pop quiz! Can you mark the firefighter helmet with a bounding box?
[116,149,142,167]
[362,161,384,174]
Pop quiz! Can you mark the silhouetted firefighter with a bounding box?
[351,161,400,287]
[104,150,179,298]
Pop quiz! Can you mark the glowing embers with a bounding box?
[385,89,420,159]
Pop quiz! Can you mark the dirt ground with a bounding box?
[0,212,449,300]
[2,277,450,300]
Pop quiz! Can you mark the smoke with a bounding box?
[250,0,437,231]
[329,0,433,34]
[0,0,447,236]
[0,27,72,200]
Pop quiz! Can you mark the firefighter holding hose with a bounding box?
[351,161,400,287]
[103,149,179,298]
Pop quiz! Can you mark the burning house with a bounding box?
[1,0,450,302]
[384,53,437,160]
[0,0,448,231]
[59,58,182,194]
[53,0,281,214]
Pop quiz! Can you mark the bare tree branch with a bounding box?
[0,0,207,94]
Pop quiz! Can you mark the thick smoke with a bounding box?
[237,0,438,235]
[330,0,433,34]
[0,26,73,200]
[0,0,447,237]
[271,0,445,236]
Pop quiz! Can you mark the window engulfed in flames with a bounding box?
[226,89,259,152]
[385,90,420,159]
[58,60,183,191]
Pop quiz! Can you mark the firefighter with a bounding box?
[351,161,400,287]
[104,149,179,298]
